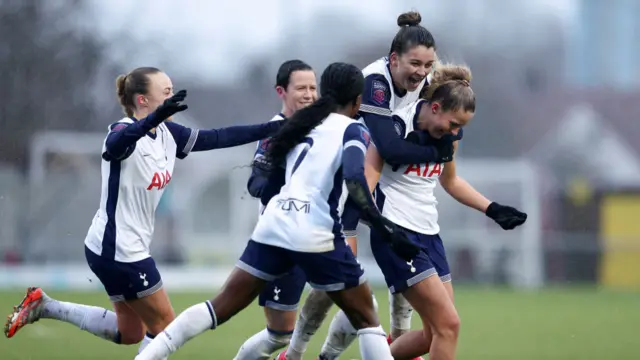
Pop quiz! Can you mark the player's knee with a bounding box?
[301,289,334,325]
[114,308,145,344]
[118,324,145,345]
[144,308,176,335]
[432,310,460,340]
[344,306,380,330]
[264,307,297,333]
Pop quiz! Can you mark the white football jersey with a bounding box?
[253,113,285,214]
[377,100,443,234]
[340,57,430,230]
[85,118,182,262]
[359,57,427,117]
[251,113,362,253]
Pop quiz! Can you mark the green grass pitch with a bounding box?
[0,286,637,359]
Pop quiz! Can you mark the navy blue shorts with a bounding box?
[238,239,365,292]
[258,266,306,311]
[85,246,163,302]
[370,227,451,294]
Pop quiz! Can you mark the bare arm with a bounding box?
[439,141,492,213]
[364,144,384,192]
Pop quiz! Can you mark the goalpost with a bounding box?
[435,157,543,289]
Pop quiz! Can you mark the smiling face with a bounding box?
[389,45,436,92]
[277,70,318,115]
[418,101,474,139]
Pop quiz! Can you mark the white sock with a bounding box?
[318,310,358,359]
[41,299,120,343]
[135,301,217,360]
[389,292,413,340]
[357,326,393,360]
[234,328,291,360]
[138,332,166,356]
[319,291,377,359]
[286,289,334,360]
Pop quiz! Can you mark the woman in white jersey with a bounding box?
[367,63,526,360]
[279,11,453,360]
[135,62,420,360]
[236,59,318,359]
[4,67,284,354]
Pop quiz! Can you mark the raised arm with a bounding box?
[359,74,444,166]
[164,120,283,159]
[103,89,188,161]
[104,115,169,161]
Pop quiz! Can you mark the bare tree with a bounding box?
[0,0,119,168]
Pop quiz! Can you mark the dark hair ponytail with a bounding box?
[264,97,336,168]
[259,62,364,169]
[115,67,161,118]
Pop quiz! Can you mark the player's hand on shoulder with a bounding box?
[376,217,420,261]
[155,89,189,121]
[485,202,527,230]
[406,130,455,163]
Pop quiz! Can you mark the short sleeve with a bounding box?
[164,122,197,159]
[342,122,371,154]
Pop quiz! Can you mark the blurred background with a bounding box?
[0,0,639,359]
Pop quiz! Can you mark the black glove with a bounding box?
[485,202,527,230]
[151,90,189,125]
[434,140,454,163]
[407,131,454,163]
[373,216,420,262]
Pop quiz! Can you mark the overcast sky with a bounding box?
[82,0,577,84]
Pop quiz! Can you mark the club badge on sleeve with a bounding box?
[371,80,388,106]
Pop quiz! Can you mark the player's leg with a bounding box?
[4,246,145,345]
[276,205,363,360]
[389,280,454,359]
[388,234,456,359]
[293,238,393,360]
[280,287,334,360]
[234,267,306,360]
[315,234,366,359]
[3,287,140,344]
[279,231,361,360]
[372,233,458,360]
[136,240,292,360]
[87,250,175,356]
[126,288,175,354]
[389,291,414,341]
[390,277,459,360]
